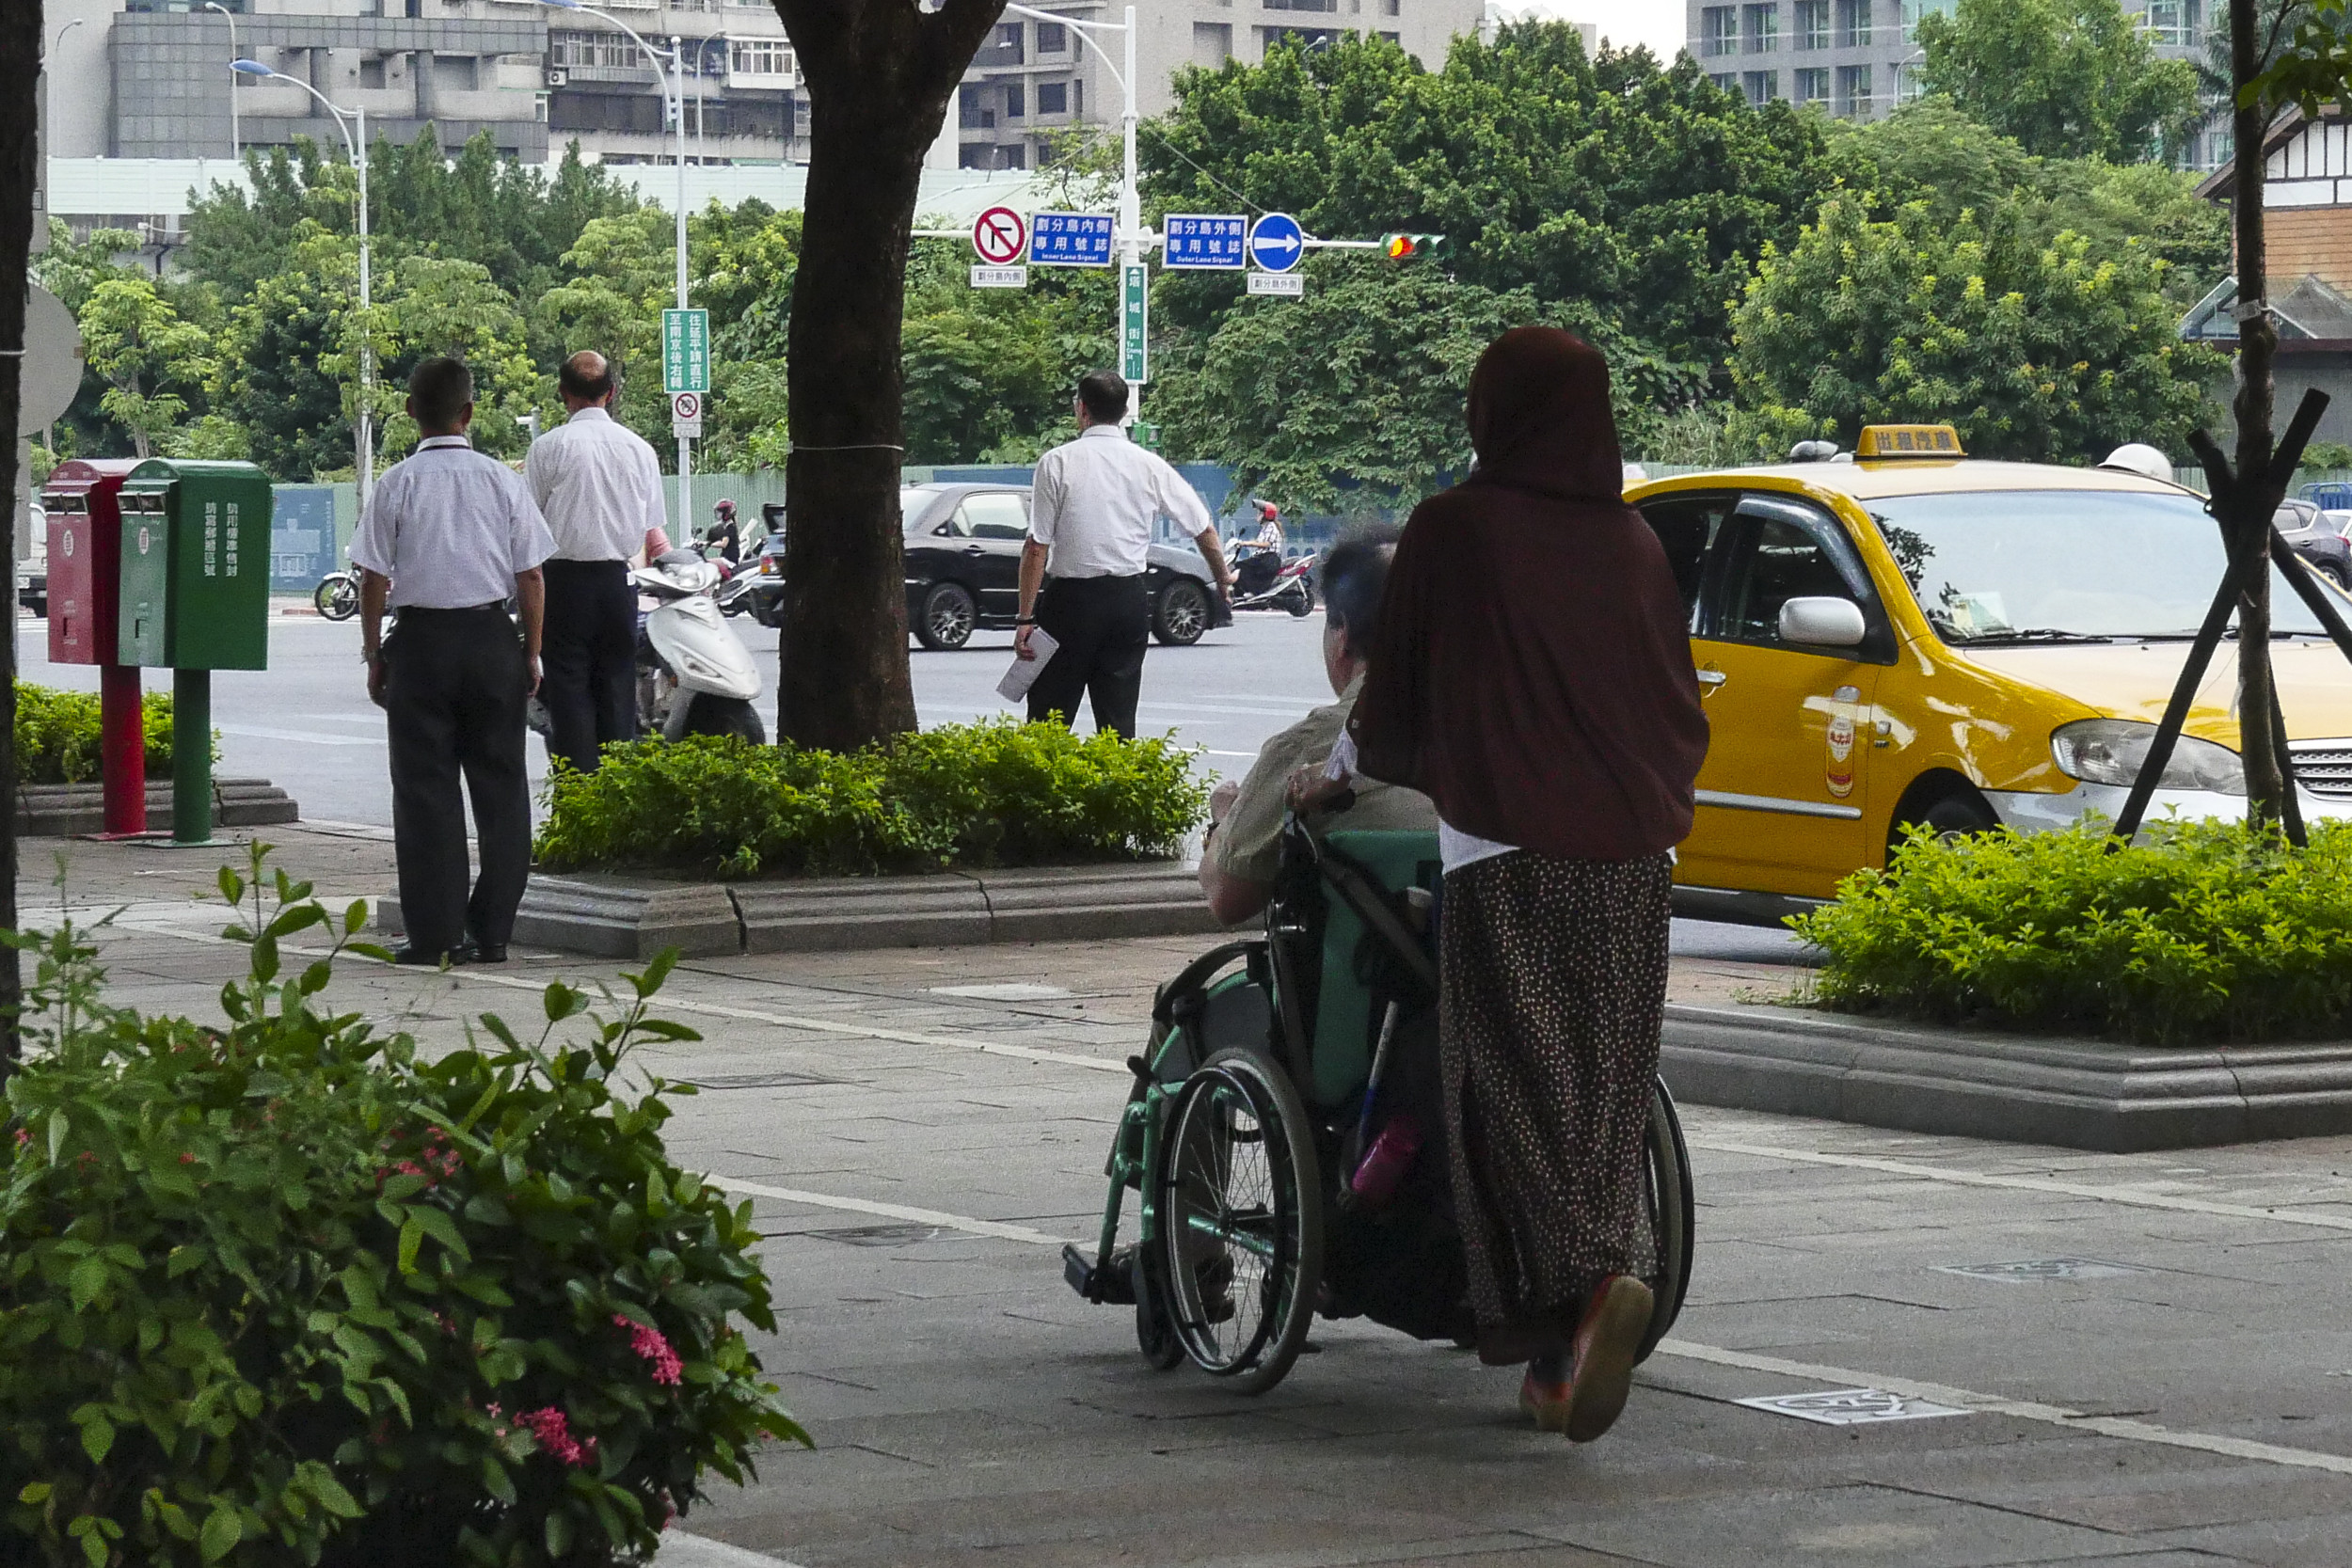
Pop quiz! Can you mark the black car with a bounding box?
[2276,498,2352,589]
[899,483,1217,650]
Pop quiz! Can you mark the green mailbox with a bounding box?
[115,458,275,845]
[117,458,273,671]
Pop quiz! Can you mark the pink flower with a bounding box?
[12,1130,28,1149]
[516,1406,593,1466]
[613,1313,684,1386]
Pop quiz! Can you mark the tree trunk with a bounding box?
[0,2,37,1070]
[2232,0,2287,829]
[771,0,1005,752]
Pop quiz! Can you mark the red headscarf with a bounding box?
[1347,328,1708,860]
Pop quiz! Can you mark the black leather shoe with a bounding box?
[391,942,473,967]
[470,942,508,964]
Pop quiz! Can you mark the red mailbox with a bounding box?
[38,459,149,835]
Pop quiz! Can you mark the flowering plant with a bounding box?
[0,847,806,1566]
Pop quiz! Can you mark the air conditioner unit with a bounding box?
[546,68,568,87]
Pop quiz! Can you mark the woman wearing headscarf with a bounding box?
[1344,327,1708,1442]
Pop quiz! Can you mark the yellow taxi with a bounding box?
[1629,425,2352,924]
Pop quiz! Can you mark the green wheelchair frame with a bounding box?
[1062,812,1696,1395]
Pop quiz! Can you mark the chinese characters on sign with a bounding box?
[1121,263,1149,384]
[203,500,218,578]
[662,309,710,394]
[1161,214,1248,270]
[1030,213,1116,267]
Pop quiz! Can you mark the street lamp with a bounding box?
[1001,4,1140,423]
[539,0,696,534]
[205,4,241,163]
[231,59,373,515]
[49,17,85,60]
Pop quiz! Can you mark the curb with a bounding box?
[380,860,1222,959]
[17,778,301,837]
[1661,1001,2352,1151]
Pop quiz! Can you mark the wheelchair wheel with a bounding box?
[1156,1048,1323,1394]
[1633,1076,1696,1364]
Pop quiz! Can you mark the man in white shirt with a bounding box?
[354,357,556,966]
[524,350,669,775]
[1013,371,1236,737]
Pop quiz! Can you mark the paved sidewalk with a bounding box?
[24,829,2352,1567]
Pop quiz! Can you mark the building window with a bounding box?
[1383,0,1400,13]
[1265,0,1340,11]
[1039,80,1067,115]
[1037,21,1067,52]
[1835,61,1871,115]
[1263,24,1343,47]
[1710,71,1738,90]
[959,84,993,129]
[1378,29,1400,40]
[961,143,994,169]
[1899,0,1951,41]
[1002,144,1025,170]
[1073,78,1083,114]
[551,30,641,70]
[1792,0,1828,48]
[729,38,793,78]
[1744,4,1779,51]
[1195,21,1233,63]
[1742,70,1779,102]
[548,90,664,134]
[994,22,1025,61]
[358,56,387,89]
[1836,0,1872,46]
[2144,0,2200,45]
[1701,7,1739,55]
[1005,82,1025,118]
[436,55,479,91]
[1794,66,1830,102]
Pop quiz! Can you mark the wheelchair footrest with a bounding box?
[1062,1243,1136,1306]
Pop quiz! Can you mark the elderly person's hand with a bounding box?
[1285,767,1354,815]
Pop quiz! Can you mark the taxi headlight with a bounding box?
[2051,719,2246,796]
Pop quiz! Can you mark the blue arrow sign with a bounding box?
[1162,214,1248,270]
[1248,213,1305,274]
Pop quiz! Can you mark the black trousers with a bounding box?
[541,558,637,775]
[1027,574,1150,738]
[384,605,532,956]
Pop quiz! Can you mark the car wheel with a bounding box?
[914,581,977,651]
[2322,561,2349,591]
[1889,786,1998,863]
[1153,578,1210,645]
[751,593,787,630]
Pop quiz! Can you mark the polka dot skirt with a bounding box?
[1439,848,1673,1352]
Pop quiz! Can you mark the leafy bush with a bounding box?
[0,847,805,1566]
[1793,818,2352,1044]
[14,682,184,786]
[535,720,1209,879]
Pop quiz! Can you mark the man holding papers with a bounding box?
[1012,372,1237,738]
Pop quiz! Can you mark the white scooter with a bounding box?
[635,549,766,743]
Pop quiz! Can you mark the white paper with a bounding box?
[995,627,1060,704]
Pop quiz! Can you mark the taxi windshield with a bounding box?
[1865,488,2335,643]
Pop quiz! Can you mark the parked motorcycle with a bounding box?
[314,563,359,621]
[1225,545,1316,617]
[634,549,766,743]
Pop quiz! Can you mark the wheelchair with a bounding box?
[1062,808,1696,1394]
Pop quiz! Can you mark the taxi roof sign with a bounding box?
[1856,423,1964,459]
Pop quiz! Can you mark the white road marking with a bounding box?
[1658,1339,2352,1477]
[215,723,384,747]
[1685,1136,2352,1235]
[710,1175,1081,1247]
[654,1533,808,1568]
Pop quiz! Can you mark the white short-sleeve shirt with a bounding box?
[1028,424,1215,578]
[523,405,670,562]
[350,436,556,609]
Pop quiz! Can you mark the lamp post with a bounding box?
[231,60,371,514]
[204,4,240,161]
[540,0,694,535]
[231,62,371,511]
[1001,4,1139,424]
[49,17,85,61]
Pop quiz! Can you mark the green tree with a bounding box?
[214,230,360,482]
[78,277,215,459]
[1729,195,2222,462]
[533,208,675,455]
[1915,0,2203,162]
[366,255,545,462]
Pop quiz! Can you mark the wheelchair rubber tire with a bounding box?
[1134,1244,1185,1370]
[1156,1047,1323,1395]
[1634,1076,1696,1366]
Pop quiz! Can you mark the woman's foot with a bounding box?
[1565,1275,1654,1444]
[1518,1366,1572,1433]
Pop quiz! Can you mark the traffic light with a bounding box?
[1383,232,1447,261]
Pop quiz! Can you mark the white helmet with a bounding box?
[2098,443,2173,484]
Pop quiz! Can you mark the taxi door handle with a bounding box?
[1696,669,1727,689]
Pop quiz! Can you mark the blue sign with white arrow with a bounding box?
[1162,214,1248,270]
[1248,213,1306,274]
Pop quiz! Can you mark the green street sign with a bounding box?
[662,308,710,393]
[1120,263,1149,385]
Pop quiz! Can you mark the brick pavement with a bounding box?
[24,829,2352,1567]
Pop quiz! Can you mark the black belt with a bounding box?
[399,601,508,616]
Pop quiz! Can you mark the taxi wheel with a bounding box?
[1890,787,1997,860]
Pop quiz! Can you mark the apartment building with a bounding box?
[954,0,1489,172]
[1681,0,2218,165]
[43,0,804,167]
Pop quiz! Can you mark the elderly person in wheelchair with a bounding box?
[1198,532,1435,926]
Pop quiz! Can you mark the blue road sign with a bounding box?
[1030,212,1115,267]
[1248,212,1306,274]
[1163,214,1248,270]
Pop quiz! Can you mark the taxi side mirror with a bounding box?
[1778,596,1867,648]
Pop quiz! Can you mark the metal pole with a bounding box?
[206,4,240,161]
[672,36,692,543]
[357,105,373,520]
[172,669,212,845]
[1120,4,1139,428]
